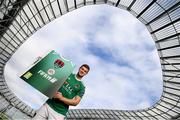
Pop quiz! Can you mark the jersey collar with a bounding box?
[75,74,81,81]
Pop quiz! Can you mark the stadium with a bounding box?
[0,0,180,119]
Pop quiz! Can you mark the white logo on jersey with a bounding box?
[47,69,55,75]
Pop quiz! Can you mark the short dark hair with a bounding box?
[80,64,90,71]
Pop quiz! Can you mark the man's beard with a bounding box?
[77,72,83,78]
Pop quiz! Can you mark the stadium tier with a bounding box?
[0,0,180,119]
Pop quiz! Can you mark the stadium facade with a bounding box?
[0,0,180,119]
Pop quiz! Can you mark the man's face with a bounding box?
[78,66,89,77]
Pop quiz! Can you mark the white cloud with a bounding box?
[4,62,47,109]
[4,5,162,110]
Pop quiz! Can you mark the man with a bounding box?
[33,64,90,120]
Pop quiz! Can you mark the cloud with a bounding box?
[4,5,162,110]
[4,63,47,109]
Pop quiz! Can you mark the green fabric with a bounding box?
[47,74,85,116]
[20,50,75,98]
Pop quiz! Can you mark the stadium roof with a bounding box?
[0,0,180,119]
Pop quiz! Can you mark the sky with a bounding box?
[4,4,163,110]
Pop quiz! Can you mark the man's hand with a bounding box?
[53,92,63,100]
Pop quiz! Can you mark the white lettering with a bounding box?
[50,78,57,83]
[37,70,57,83]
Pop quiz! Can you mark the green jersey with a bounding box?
[47,74,85,116]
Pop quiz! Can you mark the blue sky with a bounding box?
[4,5,162,110]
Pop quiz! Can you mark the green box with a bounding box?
[20,50,75,98]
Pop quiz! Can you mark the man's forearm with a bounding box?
[59,96,79,106]
[53,92,81,106]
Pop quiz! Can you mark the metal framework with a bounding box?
[0,0,180,119]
